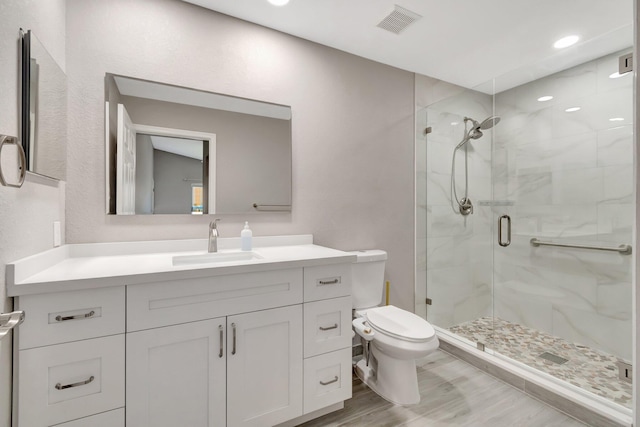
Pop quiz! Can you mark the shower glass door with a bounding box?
[421,91,495,341]
[421,42,634,411]
[490,48,634,408]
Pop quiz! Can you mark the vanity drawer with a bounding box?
[55,408,124,427]
[303,348,352,415]
[304,296,352,357]
[16,286,125,350]
[303,264,351,302]
[18,334,125,427]
[127,268,303,331]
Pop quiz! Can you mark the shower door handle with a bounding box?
[498,215,511,247]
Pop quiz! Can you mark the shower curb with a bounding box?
[438,336,631,427]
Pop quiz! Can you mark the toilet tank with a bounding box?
[349,250,387,310]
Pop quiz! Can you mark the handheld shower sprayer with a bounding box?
[450,115,500,216]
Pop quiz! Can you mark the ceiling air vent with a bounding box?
[377,5,422,35]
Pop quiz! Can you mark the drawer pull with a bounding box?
[218,325,224,358]
[55,310,95,322]
[319,376,339,386]
[55,375,95,390]
[318,278,339,285]
[319,323,338,331]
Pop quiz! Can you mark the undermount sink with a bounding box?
[172,250,264,266]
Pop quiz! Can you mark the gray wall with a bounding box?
[0,1,67,426]
[153,150,202,214]
[65,0,416,310]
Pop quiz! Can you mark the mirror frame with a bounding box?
[20,29,31,168]
[19,28,67,181]
[105,73,293,215]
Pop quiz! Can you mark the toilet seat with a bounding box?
[366,305,435,343]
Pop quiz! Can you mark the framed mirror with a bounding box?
[20,29,67,180]
[105,74,292,215]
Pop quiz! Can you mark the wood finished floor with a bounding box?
[299,349,588,427]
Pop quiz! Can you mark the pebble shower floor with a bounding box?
[448,317,632,408]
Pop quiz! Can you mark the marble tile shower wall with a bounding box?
[418,50,633,362]
[421,89,494,328]
[493,49,634,361]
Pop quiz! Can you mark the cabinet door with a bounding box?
[227,305,303,427]
[126,318,226,427]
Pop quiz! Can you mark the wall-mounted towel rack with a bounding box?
[253,203,291,212]
[530,238,632,255]
[0,311,25,341]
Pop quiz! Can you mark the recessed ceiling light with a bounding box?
[554,35,579,49]
[609,72,627,79]
[609,117,624,122]
[267,0,289,6]
[565,107,581,112]
[537,95,554,102]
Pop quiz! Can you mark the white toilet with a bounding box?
[350,250,439,405]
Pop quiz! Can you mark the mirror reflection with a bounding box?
[20,29,67,180]
[105,74,292,215]
[135,134,211,215]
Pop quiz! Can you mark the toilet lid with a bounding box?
[366,305,435,342]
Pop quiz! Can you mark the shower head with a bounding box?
[455,115,501,149]
[479,116,500,130]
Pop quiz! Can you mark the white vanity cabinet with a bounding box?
[125,269,305,427]
[8,237,356,427]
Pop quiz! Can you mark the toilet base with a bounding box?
[354,346,422,406]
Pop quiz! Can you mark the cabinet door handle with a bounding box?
[318,278,339,285]
[319,376,338,386]
[231,323,237,355]
[319,323,338,331]
[55,310,95,322]
[55,375,94,390]
[218,325,224,358]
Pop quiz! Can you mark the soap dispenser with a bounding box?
[241,221,252,251]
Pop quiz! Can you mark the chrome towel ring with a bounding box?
[0,135,27,188]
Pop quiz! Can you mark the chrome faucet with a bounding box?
[208,219,221,253]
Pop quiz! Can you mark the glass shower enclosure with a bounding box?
[418,46,634,411]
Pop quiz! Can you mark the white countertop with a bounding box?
[6,235,356,296]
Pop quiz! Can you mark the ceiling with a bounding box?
[182,0,633,92]
[149,136,204,161]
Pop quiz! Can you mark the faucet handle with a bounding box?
[210,218,221,230]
